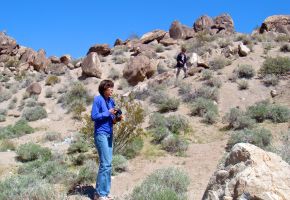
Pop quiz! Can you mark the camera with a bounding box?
[114,108,122,118]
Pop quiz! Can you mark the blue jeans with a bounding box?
[94,132,113,197]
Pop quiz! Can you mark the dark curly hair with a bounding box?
[98,79,114,96]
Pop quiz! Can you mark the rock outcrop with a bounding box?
[260,15,290,35]
[202,143,290,200]
[81,52,102,78]
[87,44,111,56]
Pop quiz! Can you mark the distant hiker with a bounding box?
[176,47,188,79]
[91,79,123,200]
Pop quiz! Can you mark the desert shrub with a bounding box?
[150,90,168,104]
[155,44,165,53]
[223,108,255,130]
[157,97,180,113]
[182,92,196,103]
[67,138,89,154]
[166,115,190,135]
[196,86,219,101]
[8,97,17,109]
[190,97,218,117]
[209,57,231,70]
[22,105,47,121]
[151,126,172,144]
[279,131,290,164]
[227,128,272,151]
[0,139,15,151]
[117,78,129,90]
[81,95,145,155]
[16,142,52,162]
[259,56,290,77]
[267,104,290,123]
[123,136,144,159]
[237,79,249,90]
[70,100,87,120]
[280,43,290,52]
[57,86,67,94]
[178,82,192,95]
[0,89,12,102]
[45,75,60,86]
[235,64,256,79]
[45,88,54,98]
[0,109,7,116]
[0,74,10,82]
[149,113,167,129]
[263,74,279,86]
[112,45,128,56]
[112,154,128,175]
[0,174,59,200]
[77,160,97,184]
[0,115,6,122]
[108,68,120,80]
[204,110,219,124]
[246,101,270,122]
[130,167,189,200]
[228,73,238,83]
[71,153,86,166]
[61,81,92,115]
[218,38,232,48]
[275,34,290,42]
[44,132,62,142]
[206,77,222,88]
[157,62,169,74]
[202,69,213,80]
[113,56,128,64]
[0,119,34,139]
[161,135,188,154]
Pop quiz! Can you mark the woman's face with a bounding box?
[104,87,113,98]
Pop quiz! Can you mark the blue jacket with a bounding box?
[91,95,115,135]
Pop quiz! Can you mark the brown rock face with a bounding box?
[159,37,177,46]
[260,15,290,35]
[169,20,184,39]
[140,30,166,44]
[87,44,111,56]
[0,32,18,55]
[26,83,42,95]
[212,14,235,34]
[194,15,214,32]
[81,52,102,78]
[20,48,49,71]
[123,55,157,86]
[60,54,71,65]
[202,143,290,200]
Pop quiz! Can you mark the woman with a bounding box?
[91,79,122,200]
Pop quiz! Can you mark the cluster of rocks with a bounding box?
[202,143,290,200]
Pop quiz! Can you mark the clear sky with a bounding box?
[0,0,289,58]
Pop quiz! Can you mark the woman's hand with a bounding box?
[109,108,116,115]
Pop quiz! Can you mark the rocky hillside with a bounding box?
[0,14,290,200]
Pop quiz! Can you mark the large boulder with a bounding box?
[260,15,290,35]
[169,20,196,40]
[212,14,235,34]
[0,32,18,55]
[81,52,102,78]
[60,54,71,65]
[123,55,157,86]
[159,37,177,46]
[238,42,250,57]
[202,143,290,200]
[193,15,214,32]
[26,83,42,95]
[140,30,166,44]
[20,48,49,71]
[87,44,111,56]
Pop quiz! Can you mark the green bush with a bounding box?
[45,75,60,86]
[0,174,59,200]
[71,153,86,166]
[263,74,279,86]
[130,167,189,200]
[267,105,290,123]
[61,81,92,114]
[190,97,218,117]
[0,139,15,151]
[246,101,270,123]
[202,69,213,80]
[150,91,168,104]
[224,108,255,130]
[8,97,17,109]
[206,77,222,88]
[22,106,47,121]
[44,132,62,141]
[196,86,219,101]
[237,79,249,90]
[178,82,192,95]
[77,160,97,184]
[209,57,231,70]
[227,128,272,151]
[112,154,128,175]
[0,119,34,139]
[166,115,190,134]
[259,56,290,77]
[0,89,12,103]
[235,64,256,79]
[203,110,219,124]
[157,98,180,113]
[45,88,54,98]
[16,142,52,162]
[123,136,144,159]
[108,68,120,80]
[149,113,167,129]
[67,138,89,154]
[161,135,188,154]
[151,127,172,144]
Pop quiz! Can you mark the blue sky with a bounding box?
[0,0,289,58]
